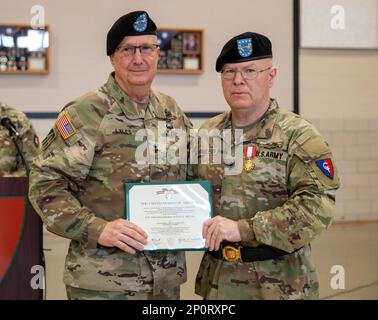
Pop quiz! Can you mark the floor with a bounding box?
[43,222,378,300]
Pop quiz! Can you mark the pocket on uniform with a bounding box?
[293,138,340,191]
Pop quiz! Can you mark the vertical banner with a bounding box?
[0,178,43,300]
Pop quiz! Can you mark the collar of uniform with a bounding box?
[145,91,168,121]
[0,103,16,125]
[231,98,279,145]
[105,73,166,120]
[0,102,7,118]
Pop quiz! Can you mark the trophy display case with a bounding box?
[0,24,50,74]
[157,28,203,74]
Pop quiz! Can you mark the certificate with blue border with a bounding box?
[125,181,213,251]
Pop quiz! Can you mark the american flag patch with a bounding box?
[56,112,77,140]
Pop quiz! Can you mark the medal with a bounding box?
[244,158,254,172]
[243,146,257,172]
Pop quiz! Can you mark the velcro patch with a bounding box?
[56,112,77,140]
[316,159,334,179]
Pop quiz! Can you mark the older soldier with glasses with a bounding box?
[29,11,192,300]
[194,32,340,300]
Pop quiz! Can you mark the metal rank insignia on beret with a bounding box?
[243,145,257,172]
[134,13,148,32]
[237,38,253,58]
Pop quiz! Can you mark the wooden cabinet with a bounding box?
[157,28,203,74]
[0,24,50,75]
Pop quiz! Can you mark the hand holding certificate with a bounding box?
[125,181,212,251]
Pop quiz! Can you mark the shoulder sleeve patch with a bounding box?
[34,134,40,148]
[316,159,334,179]
[56,111,77,140]
[293,135,340,190]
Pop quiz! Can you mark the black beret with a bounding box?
[106,11,157,56]
[215,32,273,72]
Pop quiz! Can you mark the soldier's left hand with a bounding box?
[203,216,241,251]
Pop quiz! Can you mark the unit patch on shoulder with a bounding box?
[316,159,334,179]
[56,112,77,140]
[34,135,40,147]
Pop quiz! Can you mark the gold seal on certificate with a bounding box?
[125,181,213,251]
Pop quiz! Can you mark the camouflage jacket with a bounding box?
[29,74,192,293]
[0,102,40,177]
[194,99,340,299]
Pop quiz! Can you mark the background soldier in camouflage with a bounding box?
[194,32,340,300]
[0,102,40,177]
[29,11,192,300]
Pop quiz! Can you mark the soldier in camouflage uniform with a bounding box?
[0,102,40,177]
[194,32,340,299]
[29,11,192,300]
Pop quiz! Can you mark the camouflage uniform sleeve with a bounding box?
[7,111,40,177]
[238,130,340,252]
[18,116,40,173]
[28,105,107,249]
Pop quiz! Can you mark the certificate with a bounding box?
[125,181,213,251]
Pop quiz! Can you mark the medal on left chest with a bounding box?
[243,146,257,172]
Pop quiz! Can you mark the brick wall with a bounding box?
[310,118,378,222]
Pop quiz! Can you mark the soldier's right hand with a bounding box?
[97,219,148,254]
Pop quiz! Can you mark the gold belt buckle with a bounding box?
[222,245,242,262]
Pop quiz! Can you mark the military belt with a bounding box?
[209,243,302,262]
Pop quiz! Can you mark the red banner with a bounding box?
[0,198,25,282]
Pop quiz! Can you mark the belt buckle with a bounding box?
[222,245,242,262]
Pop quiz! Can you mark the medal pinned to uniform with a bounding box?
[243,146,257,172]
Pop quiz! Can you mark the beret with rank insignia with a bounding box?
[106,11,157,56]
[216,32,273,72]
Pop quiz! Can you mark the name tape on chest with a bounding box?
[256,150,285,160]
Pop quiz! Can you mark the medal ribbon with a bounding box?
[243,146,256,158]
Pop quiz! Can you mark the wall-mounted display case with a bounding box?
[157,28,203,74]
[0,24,50,74]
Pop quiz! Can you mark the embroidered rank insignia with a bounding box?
[316,159,334,179]
[56,112,77,140]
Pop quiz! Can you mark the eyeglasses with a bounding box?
[116,44,159,57]
[221,66,272,80]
